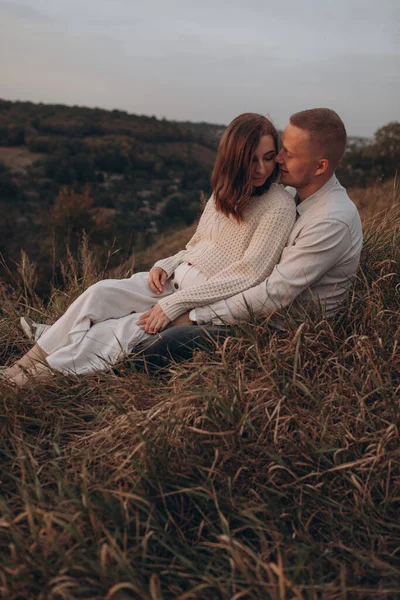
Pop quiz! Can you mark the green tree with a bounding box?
[374,121,400,157]
[161,193,201,226]
[338,121,400,186]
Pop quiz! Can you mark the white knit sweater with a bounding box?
[154,183,296,321]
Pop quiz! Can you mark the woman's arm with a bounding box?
[157,191,296,321]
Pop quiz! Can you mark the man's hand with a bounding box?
[166,312,193,328]
[137,304,171,333]
[148,267,167,294]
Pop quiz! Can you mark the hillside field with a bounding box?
[0,177,399,599]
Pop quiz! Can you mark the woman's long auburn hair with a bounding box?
[211,113,279,222]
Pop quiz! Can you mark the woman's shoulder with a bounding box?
[197,193,217,220]
[202,193,216,212]
[266,183,296,203]
[255,184,296,212]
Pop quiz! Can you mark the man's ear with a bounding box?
[315,158,330,176]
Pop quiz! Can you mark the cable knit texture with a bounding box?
[153,183,296,321]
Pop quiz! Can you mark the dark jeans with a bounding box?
[128,325,232,373]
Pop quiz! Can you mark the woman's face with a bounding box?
[250,135,276,188]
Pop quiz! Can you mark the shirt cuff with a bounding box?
[190,301,230,325]
[188,309,199,324]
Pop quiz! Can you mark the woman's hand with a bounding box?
[148,267,167,294]
[137,304,171,333]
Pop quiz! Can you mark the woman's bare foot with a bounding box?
[4,344,49,380]
[9,361,53,388]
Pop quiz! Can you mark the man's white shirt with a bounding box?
[190,175,363,325]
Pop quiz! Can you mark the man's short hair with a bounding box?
[290,108,347,170]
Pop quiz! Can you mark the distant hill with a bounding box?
[0,99,222,293]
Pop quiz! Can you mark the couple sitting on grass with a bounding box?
[3,107,363,387]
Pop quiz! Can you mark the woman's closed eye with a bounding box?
[253,151,276,164]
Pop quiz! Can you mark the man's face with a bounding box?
[276,124,319,189]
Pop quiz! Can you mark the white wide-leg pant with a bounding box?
[38,263,205,375]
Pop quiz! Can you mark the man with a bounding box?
[22,108,363,370]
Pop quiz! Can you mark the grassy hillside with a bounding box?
[0,180,399,599]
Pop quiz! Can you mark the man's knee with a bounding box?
[130,325,232,373]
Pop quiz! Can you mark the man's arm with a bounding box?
[191,218,352,325]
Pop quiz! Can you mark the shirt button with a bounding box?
[174,282,179,289]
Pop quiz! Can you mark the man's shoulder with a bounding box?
[324,192,360,223]
[311,184,360,225]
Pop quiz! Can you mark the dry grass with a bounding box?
[0,182,399,599]
[348,178,399,223]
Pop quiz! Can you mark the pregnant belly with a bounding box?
[173,262,207,290]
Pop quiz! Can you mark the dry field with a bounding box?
[0,180,399,599]
[0,146,45,169]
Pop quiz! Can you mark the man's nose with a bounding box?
[276,150,284,164]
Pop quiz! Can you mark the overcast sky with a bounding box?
[1,0,399,136]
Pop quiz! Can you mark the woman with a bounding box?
[3,113,296,386]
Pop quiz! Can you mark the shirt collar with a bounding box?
[296,174,338,216]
